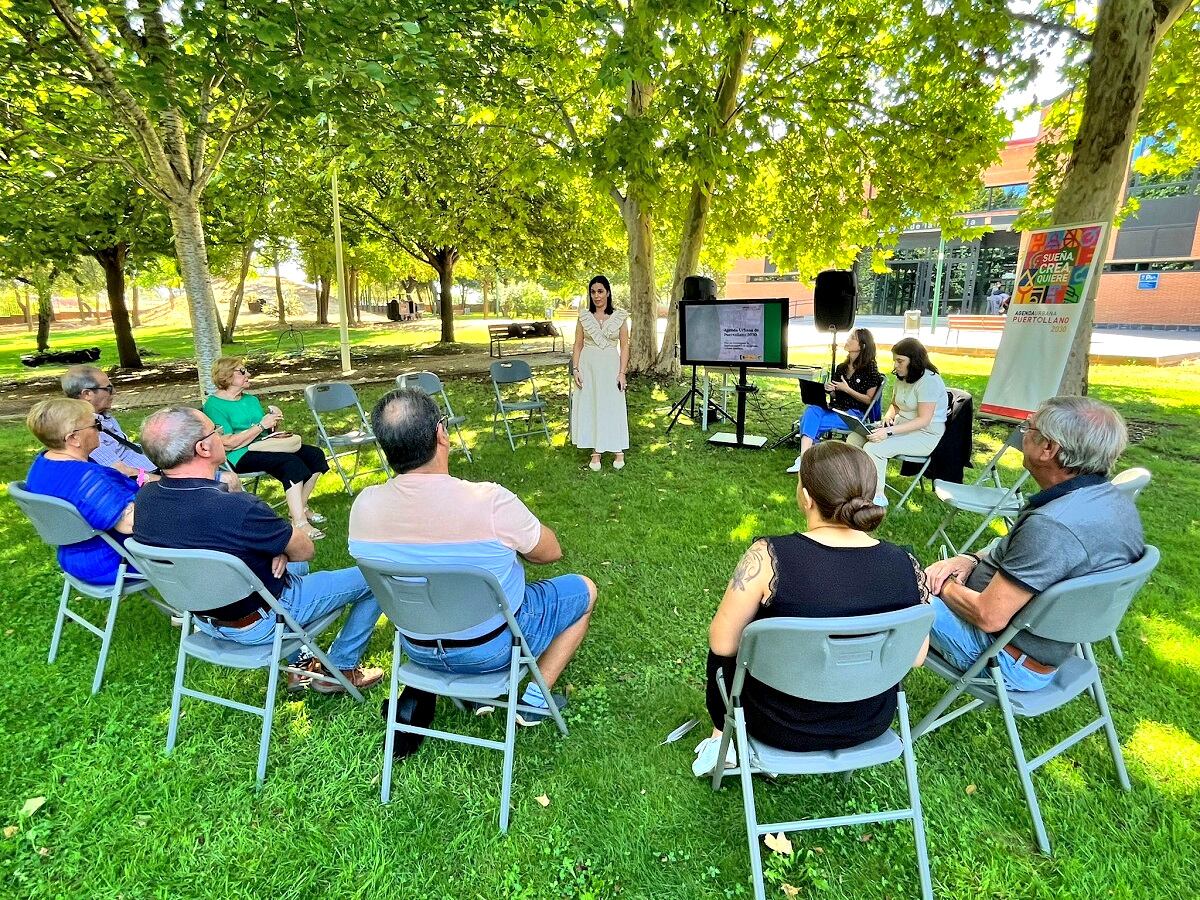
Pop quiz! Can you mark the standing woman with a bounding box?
[786,327,884,473]
[203,357,330,539]
[848,337,948,507]
[571,275,630,471]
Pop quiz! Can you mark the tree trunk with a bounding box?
[166,195,224,395]
[1053,0,1191,395]
[131,282,141,327]
[431,248,458,343]
[16,286,32,331]
[92,244,143,368]
[619,196,657,373]
[94,288,102,324]
[34,274,53,352]
[223,243,253,342]
[74,286,90,320]
[274,255,287,325]
[316,275,331,324]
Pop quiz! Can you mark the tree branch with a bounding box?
[1008,10,1093,43]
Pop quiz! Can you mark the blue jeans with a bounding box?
[402,574,592,674]
[929,597,1054,692]
[799,406,863,441]
[199,562,382,671]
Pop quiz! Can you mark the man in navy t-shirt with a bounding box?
[133,406,383,694]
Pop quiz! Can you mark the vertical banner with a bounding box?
[980,222,1108,420]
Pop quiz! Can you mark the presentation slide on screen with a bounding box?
[683,303,784,364]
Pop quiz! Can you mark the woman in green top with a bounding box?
[204,356,330,539]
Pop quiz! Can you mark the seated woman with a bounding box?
[786,328,884,473]
[693,441,929,776]
[848,337,947,507]
[203,357,329,539]
[24,398,137,585]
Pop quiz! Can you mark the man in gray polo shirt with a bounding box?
[924,396,1145,691]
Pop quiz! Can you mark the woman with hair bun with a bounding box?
[692,441,930,776]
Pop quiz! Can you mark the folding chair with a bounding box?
[885,454,932,508]
[123,540,366,786]
[397,370,472,462]
[926,425,1031,556]
[354,558,567,832]
[489,360,551,451]
[820,387,885,443]
[219,462,284,510]
[304,382,389,493]
[710,606,935,900]
[913,546,1160,854]
[8,481,168,694]
[1106,467,1152,660]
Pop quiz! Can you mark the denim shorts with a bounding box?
[929,597,1054,692]
[401,574,592,674]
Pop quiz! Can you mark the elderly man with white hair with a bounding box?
[924,396,1145,691]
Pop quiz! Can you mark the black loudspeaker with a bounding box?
[682,275,718,302]
[813,269,857,332]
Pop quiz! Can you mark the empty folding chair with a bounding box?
[926,425,1031,556]
[123,540,365,786]
[304,382,388,493]
[8,481,167,694]
[1105,467,1153,660]
[913,546,1160,854]
[354,558,567,832]
[710,606,935,900]
[489,360,551,451]
[396,370,472,461]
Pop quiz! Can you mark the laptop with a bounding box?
[798,378,832,409]
[833,409,877,440]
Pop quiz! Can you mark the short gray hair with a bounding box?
[61,365,104,398]
[1033,396,1128,475]
[140,407,209,470]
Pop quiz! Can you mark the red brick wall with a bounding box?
[1095,271,1200,325]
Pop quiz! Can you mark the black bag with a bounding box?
[379,687,437,759]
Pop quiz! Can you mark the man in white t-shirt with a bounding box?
[349,388,597,725]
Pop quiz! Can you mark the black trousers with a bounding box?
[235,444,329,489]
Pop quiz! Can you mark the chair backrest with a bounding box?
[305,381,362,414]
[123,539,272,614]
[490,359,534,385]
[1110,467,1151,503]
[866,383,885,423]
[733,605,934,705]
[973,425,1028,487]
[8,480,105,547]
[355,558,513,640]
[1016,545,1160,646]
[396,370,445,395]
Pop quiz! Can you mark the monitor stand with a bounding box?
[707,366,767,449]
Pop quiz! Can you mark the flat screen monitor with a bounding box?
[679,298,789,368]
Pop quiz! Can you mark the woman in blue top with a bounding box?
[24,398,137,585]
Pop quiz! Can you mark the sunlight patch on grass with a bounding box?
[729,514,760,543]
[1140,617,1200,672]
[1127,721,1200,795]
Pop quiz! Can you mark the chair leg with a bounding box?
[734,708,767,900]
[381,630,402,804]
[453,422,472,462]
[91,576,124,694]
[503,412,516,451]
[499,646,521,833]
[524,651,567,736]
[926,508,958,549]
[48,579,71,664]
[895,461,930,508]
[898,692,934,900]
[256,621,286,787]
[991,661,1052,855]
[1082,643,1131,791]
[1109,633,1124,661]
[166,614,190,754]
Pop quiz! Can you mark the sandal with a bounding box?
[305,508,327,524]
[298,522,326,540]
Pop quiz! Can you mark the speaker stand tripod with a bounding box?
[768,329,839,451]
[666,364,731,434]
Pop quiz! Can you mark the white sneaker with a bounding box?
[785,456,802,474]
[874,493,889,507]
[692,735,737,777]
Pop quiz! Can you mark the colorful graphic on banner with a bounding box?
[980,223,1107,421]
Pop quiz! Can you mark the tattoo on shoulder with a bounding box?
[729,545,765,592]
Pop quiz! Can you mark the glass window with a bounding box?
[989,184,1029,210]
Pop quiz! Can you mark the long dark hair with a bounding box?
[799,442,886,532]
[587,275,614,314]
[890,337,938,383]
[842,327,878,377]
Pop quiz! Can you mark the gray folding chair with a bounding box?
[396,370,472,461]
[885,454,932,508]
[490,360,552,451]
[1106,467,1153,660]
[8,480,167,694]
[354,558,567,832]
[304,381,389,493]
[710,606,935,900]
[913,546,1160,855]
[123,539,365,786]
[219,462,284,510]
[926,426,1031,556]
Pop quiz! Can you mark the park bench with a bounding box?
[945,314,1006,344]
[488,321,565,358]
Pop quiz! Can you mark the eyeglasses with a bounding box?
[1019,421,1041,436]
[66,416,102,438]
[197,424,225,445]
[89,384,115,395]
[438,414,449,431]
[235,368,249,376]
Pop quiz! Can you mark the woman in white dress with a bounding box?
[571,275,630,470]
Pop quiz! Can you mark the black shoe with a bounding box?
[380,687,437,759]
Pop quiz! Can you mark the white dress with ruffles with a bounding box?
[571,309,629,452]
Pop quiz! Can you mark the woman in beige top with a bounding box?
[570,275,630,470]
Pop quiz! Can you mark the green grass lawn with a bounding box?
[0,355,1197,899]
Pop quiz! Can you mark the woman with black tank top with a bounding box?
[693,442,931,776]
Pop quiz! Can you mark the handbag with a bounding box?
[249,431,302,453]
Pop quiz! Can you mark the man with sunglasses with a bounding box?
[62,365,239,491]
[923,396,1144,691]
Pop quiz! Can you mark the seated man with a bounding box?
[349,388,596,725]
[62,364,239,491]
[134,406,383,693]
[925,396,1145,691]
